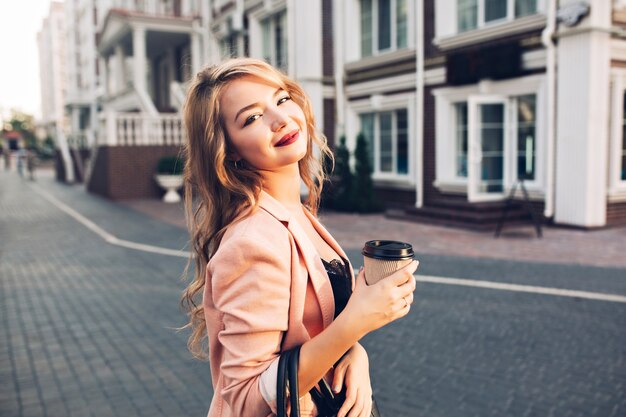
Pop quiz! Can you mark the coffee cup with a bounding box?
[362,240,414,285]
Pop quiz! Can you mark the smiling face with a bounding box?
[220,76,308,172]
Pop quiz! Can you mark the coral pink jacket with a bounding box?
[203,191,354,417]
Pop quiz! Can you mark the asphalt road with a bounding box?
[1,171,624,417]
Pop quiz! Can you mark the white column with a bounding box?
[415,0,424,208]
[56,125,76,183]
[291,0,323,130]
[191,20,202,74]
[71,107,80,138]
[115,45,125,93]
[105,109,117,146]
[133,26,147,93]
[100,55,109,97]
[554,0,611,226]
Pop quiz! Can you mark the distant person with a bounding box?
[1,148,9,170]
[26,148,37,180]
[16,148,26,177]
[180,58,418,417]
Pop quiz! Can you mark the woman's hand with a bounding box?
[343,260,418,338]
[332,343,372,417]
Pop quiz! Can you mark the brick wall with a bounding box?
[607,201,626,225]
[323,98,336,148]
[87,145,183,200]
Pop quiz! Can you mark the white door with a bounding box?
[467,95,510,202]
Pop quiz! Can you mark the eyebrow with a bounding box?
[234,88,284,123]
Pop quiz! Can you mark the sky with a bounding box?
[0,0,57,120]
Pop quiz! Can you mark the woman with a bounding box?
[181,58,418,417]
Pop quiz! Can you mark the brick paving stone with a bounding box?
[2,169,625,417]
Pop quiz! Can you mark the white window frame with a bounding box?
[433,75,546,198]
[248,1,289,72]
[434,0,546,51]
[347,93,416,184]
[608,70,626,202]
[354,0,414,61]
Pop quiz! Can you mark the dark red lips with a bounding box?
[275,130,299,147]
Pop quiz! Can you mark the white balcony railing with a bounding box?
[99,112,186,146]
[110,0,199,18]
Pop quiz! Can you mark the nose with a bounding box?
[268,108,289,132]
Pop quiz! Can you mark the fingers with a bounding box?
[395,292,414,312]
[332,365,346,394]
[354,266,367,288]
[337,385,356,417]
[346,390,364,417]
[386,260,419,286]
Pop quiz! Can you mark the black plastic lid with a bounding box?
[362,240,414,260]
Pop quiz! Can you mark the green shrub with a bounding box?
[331,135,354,211]
[352,132,382,212]
[157,155,184,175]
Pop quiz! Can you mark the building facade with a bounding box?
[53,0,626,227]
[37,2,68,145]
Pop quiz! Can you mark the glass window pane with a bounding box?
[480,103,504,192]
[457,0,477,32]
[275,11,287,70]
[380,111,393,172]
[360,113,375,169]
[622,155,626,180]
[396,0,407,49]
[262,19,271,63]
[455,102,468,177]
[378,0,392,51]
[515,0,536,17]
[396,109,408,174]
[517,95,536,180]
[361,0,373,57]
[485,0,507,22]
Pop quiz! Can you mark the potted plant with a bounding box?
[155,155,184,203]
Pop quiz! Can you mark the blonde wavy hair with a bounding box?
[180,58,334,359]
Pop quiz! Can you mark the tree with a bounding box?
[352,131,382,212]
[2,109,37,149]
[330,135,353,211]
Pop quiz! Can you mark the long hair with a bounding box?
[180,58,334,359]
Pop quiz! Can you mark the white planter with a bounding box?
[155,174,184,203]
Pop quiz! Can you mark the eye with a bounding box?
[277,95,291,105]
[243,114,261,127]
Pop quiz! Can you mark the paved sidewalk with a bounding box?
[2,170,625,417]
[122,194,626,269]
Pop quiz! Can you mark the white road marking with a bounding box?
[32,184,190,258]
[32,183,626,303]
[416,275,626,303]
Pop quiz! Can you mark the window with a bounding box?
[261,11,287,70]
[457,0,537,32]
[455,102,468,177]
[360,0,407,58]
[220,34,238,59]
[359,109,409,176]
[450,94,536,183]
[516,94,536,180]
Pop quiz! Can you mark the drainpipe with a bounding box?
[542,0,557,219]
[333,0,346,141]
[415,0,425,208]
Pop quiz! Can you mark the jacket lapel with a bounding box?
[258,191,335,329]
[303,208,356,290]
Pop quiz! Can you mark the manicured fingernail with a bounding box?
[333,386,340,393]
